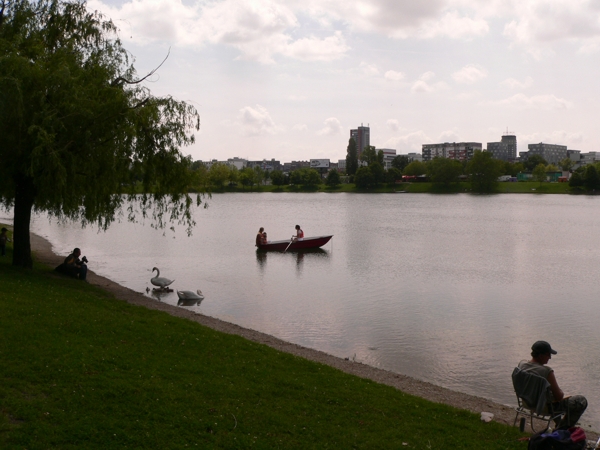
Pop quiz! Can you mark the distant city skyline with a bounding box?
[90,0,600,162]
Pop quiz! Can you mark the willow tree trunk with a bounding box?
[12,175,36,268]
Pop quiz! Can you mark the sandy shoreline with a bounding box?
[24,229,597,438]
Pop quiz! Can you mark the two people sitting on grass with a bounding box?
[56,247,88,281]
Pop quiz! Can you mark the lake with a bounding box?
[12,192,600,428]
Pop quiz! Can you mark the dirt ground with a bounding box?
[26,230,598,440]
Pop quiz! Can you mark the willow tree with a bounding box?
[0,0,203,268]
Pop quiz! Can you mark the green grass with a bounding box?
[0,238,525,448]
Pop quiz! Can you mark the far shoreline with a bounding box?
[198,180,587,195]
[11,225,598,437]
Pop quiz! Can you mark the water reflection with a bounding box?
[255,250,267,271]
[149,290,170,302]
[177,298,204,307]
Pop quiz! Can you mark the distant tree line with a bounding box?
[192,145,599,194]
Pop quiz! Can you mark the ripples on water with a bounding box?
[17,193,600,429]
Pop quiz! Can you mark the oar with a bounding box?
[283,237,294,253]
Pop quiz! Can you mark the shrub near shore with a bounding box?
[0,247,526,448]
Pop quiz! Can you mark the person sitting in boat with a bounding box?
[293,224,304,241]
[262,231,268,244]
[256,227,265,246]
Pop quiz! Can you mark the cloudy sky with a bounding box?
[89,0,600,163]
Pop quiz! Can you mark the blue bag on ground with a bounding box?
[528,427,586,450]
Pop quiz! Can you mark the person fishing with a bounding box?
[517,340,587,429]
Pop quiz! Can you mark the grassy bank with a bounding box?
[0,241,525,448]
[201,181,576,194]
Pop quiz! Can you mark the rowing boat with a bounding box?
[256,235,332,251]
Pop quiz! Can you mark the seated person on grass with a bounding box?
[518,340,587,429]
[56,247,88,281]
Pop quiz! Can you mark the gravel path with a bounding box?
[27,230,598,439]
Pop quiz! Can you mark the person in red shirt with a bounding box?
[294,224,304,241]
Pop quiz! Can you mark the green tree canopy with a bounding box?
[426,157,463,185]
[208,163,230,187]
[524,154,548,172]
[289,168,321,187]
[270,170,285,187]
[325,169,341,187]
[354,166,374,188]
[369,161,385,185]
[0,0,202,268]
[559,158,573,172]
[467,150,503,193]
[502,161,524,177]
[584,164,600,191]
[360,146,383,166]
[345,138,358,175]
[228,166,239,185]
[386,167,403,184]
[403,160,426,176]
[568,172,584,188]
[391,155,410,172]
[303,168,322,186]
[253,166,265,185]
[239,167,256,188]
[532,164,548,183]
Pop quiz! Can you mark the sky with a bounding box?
[88,0,600,163]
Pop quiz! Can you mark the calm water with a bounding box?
[13,193,600,428]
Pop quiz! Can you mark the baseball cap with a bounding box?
[532,340,557,355]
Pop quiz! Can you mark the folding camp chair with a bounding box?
[512,367,565,433]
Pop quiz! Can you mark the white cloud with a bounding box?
[317,117,343,136]
[282,31,349,61]
[386,119,400,131]
[420,71,436,82]
[493,93,573,110]
[417,11,489,39]
[438,129,460,142]
[238,105,280,135]
[501,77,534,89]
[522,130,584,146]
[384,70,405,81]
[452,64,488,84]
[301,0,488,40]
[292,123,308,131]
[288,95,307,101]
[502,0,600,55]
[89,0,349,63]
[360,62,380,76]
[411,72,447,93]
[383,130,432,152]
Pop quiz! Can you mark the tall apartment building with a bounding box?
[522,143,567,165]
[421,142,482,162]
[487,133,517,161]
[350,125,370,158]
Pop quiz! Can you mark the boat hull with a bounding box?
[256,235,332,251]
